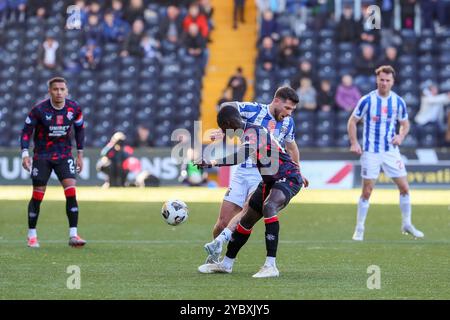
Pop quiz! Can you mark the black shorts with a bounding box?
[249,175,302,214]
[31,157,77,186]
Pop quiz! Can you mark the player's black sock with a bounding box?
[225,224,252,259]
[28,190,44,229]
[65,187,78,228]
[264,217,280,258]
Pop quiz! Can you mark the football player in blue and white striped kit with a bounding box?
[347,65,424,241]
[204,86,308,264]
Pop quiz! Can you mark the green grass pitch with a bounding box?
[1,196,449,299]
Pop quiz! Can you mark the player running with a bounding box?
[204,86,306,263]
[20,77,87,248]
[347,65,424,241]
[196,105,308,278]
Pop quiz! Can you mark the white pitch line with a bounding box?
[1,239,449,244]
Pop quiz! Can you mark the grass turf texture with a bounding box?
[0,187,449,299]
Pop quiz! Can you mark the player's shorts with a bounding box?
[223,166,262,208]
[249,174,303,214]
[31,157,77,186]
[360,148,407,180]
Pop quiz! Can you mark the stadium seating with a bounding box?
[0,0,204,148]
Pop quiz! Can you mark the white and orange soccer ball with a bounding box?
[161,200,189,226]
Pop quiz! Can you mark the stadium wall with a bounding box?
[0,148,449,189]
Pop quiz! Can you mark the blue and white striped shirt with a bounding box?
[236,102,295,167]
[352,90,408,153]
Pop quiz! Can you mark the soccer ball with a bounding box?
[161,200,189,226]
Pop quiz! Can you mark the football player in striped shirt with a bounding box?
[347,66,424,241]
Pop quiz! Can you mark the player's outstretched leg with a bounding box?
[253,189,287,278]
[62,179,86,247]
[393,177,424,239]
[27,187,46,248]
[199,206,262,274]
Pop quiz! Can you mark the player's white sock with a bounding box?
[264,256,276,267]
[69,227,78,238]
[400,193,412,226]
[216,228,232,244]
[356,198,370,230]
[221,256,235,269]
[28,229,37,238]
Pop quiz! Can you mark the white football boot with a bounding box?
[352,227,365,241]
[198,262,232,274]
[252,265,280,278]
[204,239,222,264]
[402,224,424,239]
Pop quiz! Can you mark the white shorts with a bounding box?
[223,166,262,208]
[360,149,407,180]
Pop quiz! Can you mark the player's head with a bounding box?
[47,77,68,103]
[217,105,244,134]
[375,65,395,95]
[271,86,299,121]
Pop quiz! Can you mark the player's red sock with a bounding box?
[64,186,79,228]
[264,216,279,258]
[225,223,253,259]
[28,190,45,229]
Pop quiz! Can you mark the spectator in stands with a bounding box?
[378,0,395,29]
[260,9,279,42]
[83,13,103,44]
[233,0,245,29]
[296,77,317,111]
[158,5,183,45]
[317,79,334,112]
[79,39,102,70]
[110,0,124,19]
[335,74,361,112]
[290,59,315,91]
[377,46,399,71]
[227,67,247,101]
[420,0,448,32]
[38,34,62,70]
[360,4,380,45]
[179,147,209,187]
[87,1,102,19]
[8,0,27,23]
[131,123,154,147]
[216,87,233,110]
[183,3,209,39]
[277,35,299,69]
[400,0,418,30]
[140,33,160,59]
[257,36,277,72]
[182,23,207,68]
[336,5,361,43]
[199,0,214,33]
[312,0,332,30]
[71,0,88,27]
[102,10,129,43]
[121,19,145,57]
[256,0,286,14]
[123,0,144,26]
[355,44,377,87]
[0,0,8,28]
[415,83,450,128]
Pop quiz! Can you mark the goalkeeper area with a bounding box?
[1,186,449,299]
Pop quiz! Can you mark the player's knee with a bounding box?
[64,186,76,198]
[362,187,373,199]
[262,201,280,218]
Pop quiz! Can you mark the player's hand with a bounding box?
[22,156,31,173]
[350,143,362,155]
[209,129,224,141]
[76,153,83,174]
[301,174,309,188]
[391,135,404,146]
[194,159,216,169]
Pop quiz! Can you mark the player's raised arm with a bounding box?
[20,108,38,172]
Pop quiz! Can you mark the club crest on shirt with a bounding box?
[67,111,74,120]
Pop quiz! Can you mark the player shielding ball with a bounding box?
[347,66,424,241]
[197,105,308,278]
[20,77,87,248]
[204,86,307,264]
